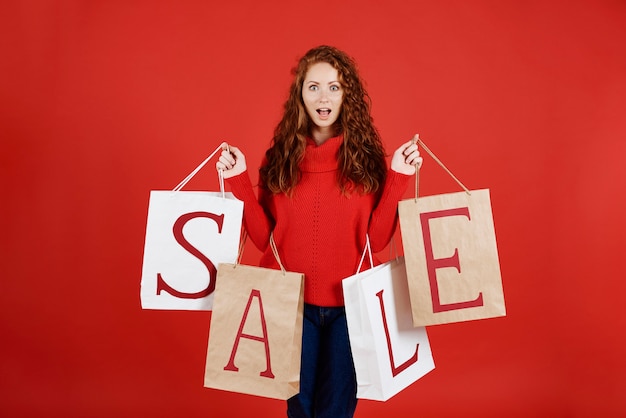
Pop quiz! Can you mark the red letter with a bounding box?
[156,211,223,299]
[223,289,274,379]
[376,289,418,376]
[420,208,484,313]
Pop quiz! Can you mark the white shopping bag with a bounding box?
[140,146,243,310]
[342,239,435,401]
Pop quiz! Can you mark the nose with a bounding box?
[319,88,330,102]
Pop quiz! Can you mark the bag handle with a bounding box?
[413,135,471,201]
[388,237,401,263]
[172,142,228,197]
[355,236,401,275]
[355,235,374,274]
[233,231,289,276]
[268,233,288,275]
[234,230,248,266]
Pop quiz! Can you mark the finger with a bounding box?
[403,143,418,156]
[402,139,415,149]
[218,154,234,169]
[229,145,243,159]
[217,154,228,169]
[221,150,236,165]
[409,156,423,168]
[405,153,422,166]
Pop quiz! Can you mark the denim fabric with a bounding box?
[287,304,358,418]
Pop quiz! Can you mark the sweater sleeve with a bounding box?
[225,170,273,251]
[368,170,412,253]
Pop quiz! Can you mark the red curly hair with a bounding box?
[259,45,387,195]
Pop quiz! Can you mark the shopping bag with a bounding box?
[141,146,243,310]
[204,236,305,400]
[342,239,435,401]
[398,138,505,326]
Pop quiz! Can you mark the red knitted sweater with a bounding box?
[226,135,410,306]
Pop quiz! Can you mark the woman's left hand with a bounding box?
[391,134,423,175]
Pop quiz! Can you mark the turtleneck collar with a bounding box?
[300,135,343,173]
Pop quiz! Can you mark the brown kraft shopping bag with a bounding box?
[398,138,506,326]
[204,235,305,400]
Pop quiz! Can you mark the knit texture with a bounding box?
[226,135,410,306]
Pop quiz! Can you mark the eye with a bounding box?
[308,84,319,91]
[330,84,340,92]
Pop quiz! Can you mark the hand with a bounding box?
[390,134,423,175]
[216,142,247,178]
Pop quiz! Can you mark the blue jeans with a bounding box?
[287,304,358,418]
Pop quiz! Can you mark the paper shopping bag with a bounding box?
[343,256,435,401]
[141,146,244,310]
[204,257,305,399]
[398,189,505,326]
[141,190,243,310]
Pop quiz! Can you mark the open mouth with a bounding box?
[316,108,331,117]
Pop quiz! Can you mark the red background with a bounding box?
[2,1,625,417]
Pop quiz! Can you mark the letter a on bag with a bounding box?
[204,262,304,400]
[223,289,275,378]
[398,189,506,326]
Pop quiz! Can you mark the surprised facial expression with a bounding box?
[302,62,343,135]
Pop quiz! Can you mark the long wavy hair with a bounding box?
[259,45,387,195]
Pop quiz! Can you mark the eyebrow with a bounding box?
[304,80,340,85]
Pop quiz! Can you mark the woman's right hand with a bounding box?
[216,142,247,178]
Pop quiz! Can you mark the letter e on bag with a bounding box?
[398,189,506,326]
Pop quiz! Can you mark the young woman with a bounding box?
[216,45,422,418]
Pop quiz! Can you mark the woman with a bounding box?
[216,45,422,418]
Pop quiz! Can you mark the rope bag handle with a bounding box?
[172,142,229,198]
[413,134,471,201]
